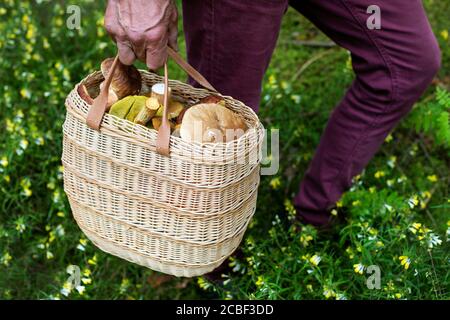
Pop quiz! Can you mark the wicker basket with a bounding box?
[62,51,264,277]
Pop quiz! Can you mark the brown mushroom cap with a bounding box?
[101,58,141,99]
[180,103,248,143]
[77,84,94,104]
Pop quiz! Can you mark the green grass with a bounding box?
[0,0,449,300]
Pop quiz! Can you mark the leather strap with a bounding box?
[86,55,120,130]
[155,62,171,156]
[167,46,217,92]
[85,47,217,156]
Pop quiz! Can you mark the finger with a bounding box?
[127,31,147,62]
[146,38,168,71]
[117,40,136,65]
[168,8,179,51]
[104,0,121,38]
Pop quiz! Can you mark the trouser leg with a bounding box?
[183,0,441,227]
[290,0,441,225]
[182,0,288,111]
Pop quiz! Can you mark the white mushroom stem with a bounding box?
[151,83,171,105]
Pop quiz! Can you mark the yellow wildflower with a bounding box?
[88,255,97,266]
[346,247,354,259]
[46,251,54,259]
[374,171,385,179]
[409,222,422,234]
[441,30,449,41]
[399,256,411,270]
[309,254,322,266]
[1,252,12,266]
[352,200,361,207]
[385,134,393,143]
[376,241,385,248]
[20,88,31,99]
[255,276,265,287]
[427,175,438,182]
[268,74,276,85]
[323,286,336,299]
[83,268,91,277]
[300,234,313,247]
[269,177,281,190]
[353,263,365,274]
[408,195,419,208]
[0,156,8,167]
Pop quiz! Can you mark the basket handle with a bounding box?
[156,47,218,156]
[86,47,217,157]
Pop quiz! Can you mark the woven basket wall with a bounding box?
[62,70,265,277]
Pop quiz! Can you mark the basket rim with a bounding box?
[65,69,265,164]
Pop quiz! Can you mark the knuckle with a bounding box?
[104,21,115,33]
[127,30,145,44]
[145,28,165,44]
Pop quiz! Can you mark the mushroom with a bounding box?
[77,84,94,104]
[134,96,160,125]
[100,58,141,106]
[180,103,248,143]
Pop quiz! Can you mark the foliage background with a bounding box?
[0,0,448,299]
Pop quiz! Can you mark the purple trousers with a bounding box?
[182,0,441,226]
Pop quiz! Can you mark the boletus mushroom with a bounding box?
[180,103,247,143]
[100,58,141,107]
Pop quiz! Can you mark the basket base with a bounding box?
[81,228,243,277]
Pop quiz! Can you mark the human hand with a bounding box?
[104,0,178,70]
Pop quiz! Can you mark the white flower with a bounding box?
[35,137,45,145]
[19,139,29,150]
[427,233,442,248]
[55,225,65,237]
[408,196,419,208]
[60,281,72,297]
[75,285,85,295]
[336,293,347,300]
